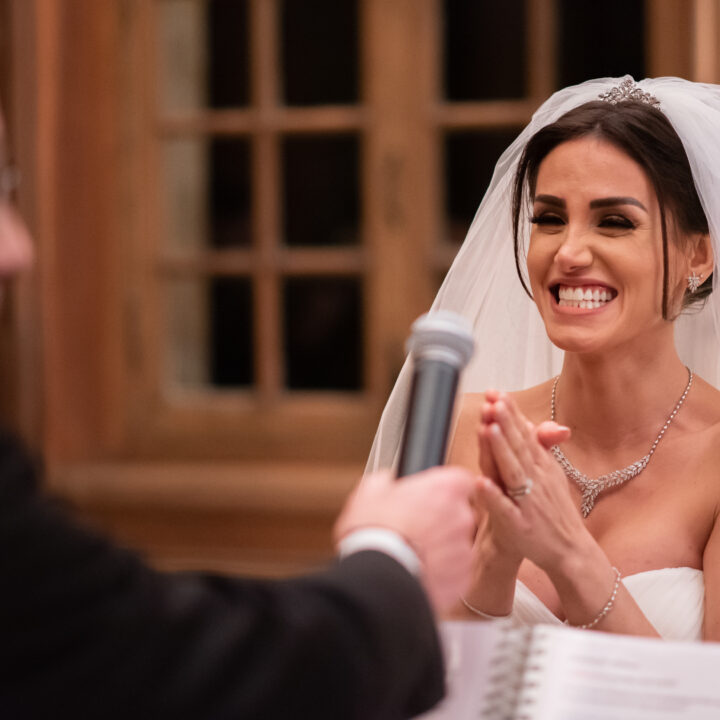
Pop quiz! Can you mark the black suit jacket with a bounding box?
[0,434,444,719]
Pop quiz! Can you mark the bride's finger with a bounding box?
[477,477,523,527]
[535,421,571,449]
[493,400,537,474]
[503,394,539,444]
[501,394,552,465]
[487,423,533,499]
[478,423,500,480]
[480,401,496,426]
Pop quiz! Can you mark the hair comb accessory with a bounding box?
[598,76,660,107]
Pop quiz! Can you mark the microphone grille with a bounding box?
[406,311,475,369]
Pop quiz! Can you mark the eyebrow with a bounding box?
[533,194,648,212]
[589,196,647,212]
[533,194,565,208]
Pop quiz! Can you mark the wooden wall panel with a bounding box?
[44,2,122,463]
[693,0,720,82]
[647,0,694,78]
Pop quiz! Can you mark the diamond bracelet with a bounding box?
[567,567,622,630]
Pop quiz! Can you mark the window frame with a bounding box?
[6,0,712,572]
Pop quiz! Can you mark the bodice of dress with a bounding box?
[511,567,704,641]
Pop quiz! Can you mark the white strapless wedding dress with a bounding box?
[511,567,704,641]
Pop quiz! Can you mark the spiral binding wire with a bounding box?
[480,626,534,719]
[513,627,554,720]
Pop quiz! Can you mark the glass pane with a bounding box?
[281,0,359,105]
[167,277,254,388]
[444,129,521,243]
[209,138,253,248]
[158,0,249,111]
[207,0,251,108]
[283,277,363,390]
[443,0,526,101]
[210,277,254,386]
[283,135,360,246]
[558,0,645,87]
[164,137,252,250]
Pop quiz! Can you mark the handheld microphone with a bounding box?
[397,311,475,478]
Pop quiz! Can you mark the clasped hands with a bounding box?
[474,390,588,573]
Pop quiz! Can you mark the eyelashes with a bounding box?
[599,216,636,230]
[530,214,637,230]
[530,214,563,226]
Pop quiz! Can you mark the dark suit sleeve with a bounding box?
[0,436,444,720]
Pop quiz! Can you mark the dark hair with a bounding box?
[511,100,711,317]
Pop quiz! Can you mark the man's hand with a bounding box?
[334,467,476,613]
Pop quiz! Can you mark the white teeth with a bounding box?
[558,298,608,309]
[556,285,613,309]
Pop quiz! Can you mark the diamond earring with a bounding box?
[688,272,702,293]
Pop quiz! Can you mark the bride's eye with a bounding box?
[599,214,635,230]
[530,213,565,226]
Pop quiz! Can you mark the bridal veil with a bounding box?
[367,76,720,471]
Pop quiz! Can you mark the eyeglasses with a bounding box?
[0,163,20,203]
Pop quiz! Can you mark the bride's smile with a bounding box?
[552,283,616,311]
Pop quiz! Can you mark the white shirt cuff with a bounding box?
[337,527,422,577]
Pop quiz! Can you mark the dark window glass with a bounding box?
[558,0,645,87]
[283,277,363,390]
[281,0,358,105]
[207,0,250,108]
[444,128,521,243]
[283,134,360,246]
[210,277,254,386]
[210,138,252,248]
[443,0,526,101]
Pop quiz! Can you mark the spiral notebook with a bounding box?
[417,620,720,719]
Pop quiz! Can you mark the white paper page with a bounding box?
[522,625,720,720]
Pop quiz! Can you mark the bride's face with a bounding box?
[526,136,685,355]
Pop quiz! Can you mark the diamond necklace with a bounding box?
[550,367,693,518]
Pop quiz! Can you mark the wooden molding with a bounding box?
[48,460,361,514]
[47,460,361,575]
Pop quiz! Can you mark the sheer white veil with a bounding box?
[367,76,720,472]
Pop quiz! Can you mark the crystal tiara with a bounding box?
[598,77,660,107]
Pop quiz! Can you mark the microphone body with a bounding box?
[397,312,474,478]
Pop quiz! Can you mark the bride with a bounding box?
[368,77,720,641]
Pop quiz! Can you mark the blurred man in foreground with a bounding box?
[0,108,477,718]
